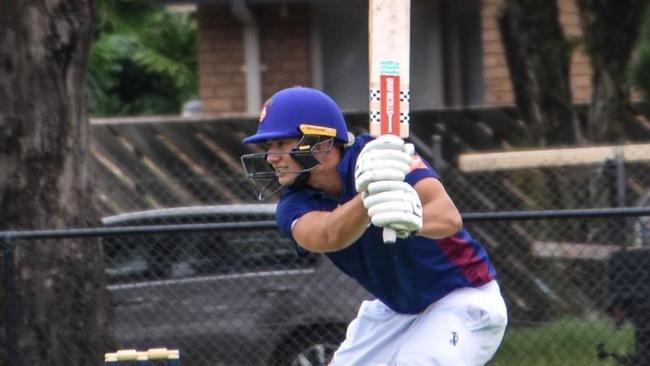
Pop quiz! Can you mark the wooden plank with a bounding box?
[90,114,256,126]
[114,124,203,204]
[458,143,650,172]
[154,124,215,165]
[93,125,191,206]
[93,156,154,214]
[531,241,621,260]
[154,130,241,203]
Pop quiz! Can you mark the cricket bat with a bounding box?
[369,0,411,243]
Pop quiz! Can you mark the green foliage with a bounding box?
[88,0,197,116]
[630,5,650,100]
[491,316,634,366]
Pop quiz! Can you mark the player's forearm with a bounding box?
[323,194,371,249]
[417,200,463,239]
[294,194,370,253]
[411,178,463,239]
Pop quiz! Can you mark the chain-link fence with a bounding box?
[3,207,650,366]
[4,129,650,365]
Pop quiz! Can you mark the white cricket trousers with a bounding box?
[330,280,508,366]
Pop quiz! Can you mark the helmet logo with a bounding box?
[259,99,271,122]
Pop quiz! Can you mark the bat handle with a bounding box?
[383,227,397,244]
[382,142,414,244]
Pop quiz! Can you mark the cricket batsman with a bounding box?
[241,86,507,365]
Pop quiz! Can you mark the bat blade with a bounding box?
[369,0,410,138]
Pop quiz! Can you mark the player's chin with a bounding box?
[277,173,298,186]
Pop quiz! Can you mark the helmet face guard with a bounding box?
[241,135,335,200]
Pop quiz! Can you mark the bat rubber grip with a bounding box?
[383,227,397,244]
[380,143,415,244]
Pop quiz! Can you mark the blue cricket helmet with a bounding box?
[242,86,349,144]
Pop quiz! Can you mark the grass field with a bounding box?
[490,316,634,366]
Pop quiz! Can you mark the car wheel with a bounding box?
[289,341,339,366]
[274,326,345,366]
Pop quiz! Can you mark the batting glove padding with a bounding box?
[363,181,423,238]
[354,135,415,193]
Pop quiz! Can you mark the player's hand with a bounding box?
[362,180,423,238]
[354,135,415,192]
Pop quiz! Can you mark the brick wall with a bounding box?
[557,0,592,103]
[481,0,513,105]
[257,4,312,102]
[196,6,246,114]
[481,0,592,106]
[196,4,311,114]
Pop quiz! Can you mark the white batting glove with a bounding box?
[362,181,423,238]
[354,135,415,192]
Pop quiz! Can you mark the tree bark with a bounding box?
[0,1,112,366]
[576,0,649,142]
[498,0,584,146]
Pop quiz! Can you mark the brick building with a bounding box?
[176,0,592,115]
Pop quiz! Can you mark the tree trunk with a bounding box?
[0,1,112,366]
[577,0,649,142]
[498,0,584,146]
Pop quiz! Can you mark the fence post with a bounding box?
[3,235,18,366]
[602,149,628,246]
[430,134,446,171]
[614,147,626,207]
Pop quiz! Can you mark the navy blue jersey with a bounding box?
[276,134,496,314]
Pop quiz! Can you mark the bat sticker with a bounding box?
[380,73,400,135]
